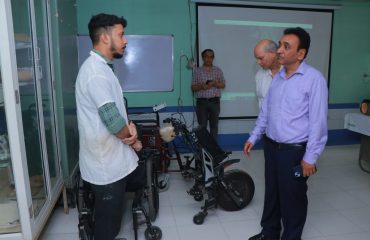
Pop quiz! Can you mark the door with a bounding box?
[11,0,61,218]
[1,0,64,238]
[0,45,22,237]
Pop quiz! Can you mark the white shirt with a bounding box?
[76,51,138,185]
[255,68,274,109]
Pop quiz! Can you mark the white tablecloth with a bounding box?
[344,113,370,136]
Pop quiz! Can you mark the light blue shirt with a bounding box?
[248,61,328,164]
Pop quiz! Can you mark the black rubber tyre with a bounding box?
[194,194,203,202]
[217,169,255,211]
[76,175,94,240]
[146,157,159,221]
[193,212,206,225]
[144,225,162,240]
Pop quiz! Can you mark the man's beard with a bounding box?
[113,52,123,59]
[110,45,124,59]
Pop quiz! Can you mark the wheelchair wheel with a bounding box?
[146,156,159,222]
[144,225,162,240]
[217,169,255,211]
[76,174,94,240]
[193,193,203,202]
[193,212,207,225]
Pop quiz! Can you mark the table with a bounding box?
[344,113,370,173]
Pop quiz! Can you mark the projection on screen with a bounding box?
[197,4,333,118]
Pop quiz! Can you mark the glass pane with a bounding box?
[0,61,21,234]
[34,0,60,190]
[11,0,47,217]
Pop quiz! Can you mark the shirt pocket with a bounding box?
[283,89,307,114]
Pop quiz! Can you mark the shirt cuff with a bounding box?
[98,102,127,134]
[110,118,126,134]
[247,134,258,145]
[303,151,318,165]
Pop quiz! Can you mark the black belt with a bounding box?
[197,97,220,102]
[264,135,307,149]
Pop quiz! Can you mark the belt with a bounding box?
[197,97,220,101]
[264,135,307,149]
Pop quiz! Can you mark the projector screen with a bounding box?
[197,4,333,118]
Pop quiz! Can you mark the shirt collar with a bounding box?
[279,61,307,79]
[92,49,114,71]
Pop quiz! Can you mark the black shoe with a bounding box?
[249,233,278,240]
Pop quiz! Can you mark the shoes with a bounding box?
[249,233,279,240]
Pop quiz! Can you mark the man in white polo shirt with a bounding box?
[76,13,141,240]
[254,39,281,109]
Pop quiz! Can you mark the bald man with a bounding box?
[254,39,281,109]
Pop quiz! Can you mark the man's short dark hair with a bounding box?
[201,49,215,58]
[284,27,311,59]
[88,13,127,45]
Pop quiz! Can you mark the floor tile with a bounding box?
[307,211,362,236]
[40,146,370,240]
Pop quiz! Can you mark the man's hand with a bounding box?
[211,79,220,87]
[127,122,137,138]
[122,122,137,145]
[243,141,254,156]
[301,160,317,177]
[131,140,143,152]
[203,82,212,90]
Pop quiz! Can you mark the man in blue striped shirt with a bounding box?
[244,27,328,240]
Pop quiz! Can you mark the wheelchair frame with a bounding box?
[76,149,162,240]
[163,117,255,224]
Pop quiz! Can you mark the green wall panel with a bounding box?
[77,0,195,108]
[329,2,370,103]
[77,0,370,107]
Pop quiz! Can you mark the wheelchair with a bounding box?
[76,148,162,240]
[161,117,255,224]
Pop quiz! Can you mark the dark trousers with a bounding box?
[196,97,220,140]
[261,136,308,240]
[88,165,145,240]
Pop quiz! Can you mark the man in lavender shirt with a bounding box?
[244,27,328,240]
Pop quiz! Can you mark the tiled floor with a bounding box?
[40,145,370,240]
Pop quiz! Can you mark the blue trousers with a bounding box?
[261,136,308,240]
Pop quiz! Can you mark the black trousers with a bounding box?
[88,165,145,240]
[196,97,220,140]
[261,136,308,240]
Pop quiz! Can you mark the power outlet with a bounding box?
[153,102,166,112]
[187,58,196,69]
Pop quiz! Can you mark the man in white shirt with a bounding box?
[76,13,142,240]
[254,39,281,109]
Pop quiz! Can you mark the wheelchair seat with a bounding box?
[192,126,228,166]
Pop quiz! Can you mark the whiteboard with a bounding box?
[77,35,174,92]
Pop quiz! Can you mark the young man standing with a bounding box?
[76,13,141,240]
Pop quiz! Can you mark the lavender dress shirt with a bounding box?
[248,61,328,164]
